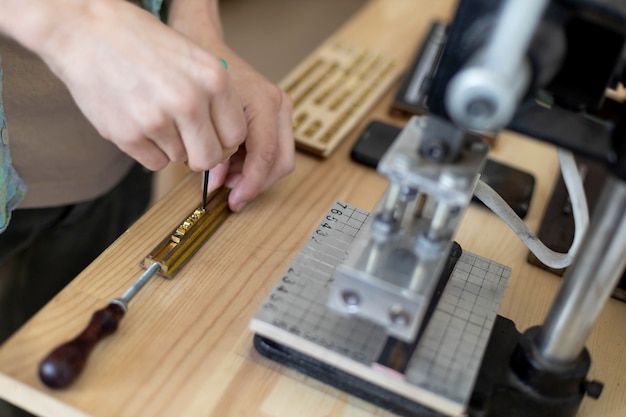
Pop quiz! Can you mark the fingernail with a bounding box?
[207,171,216,188]
[233,201,247,212]
[226,174,243,189]
[222,146,239,162]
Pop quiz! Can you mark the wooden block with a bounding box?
[281,42,403,157]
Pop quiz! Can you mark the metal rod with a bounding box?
[405,22,446,104]
[380,183,401,222]
[483,0,549,75]
[202,171,210,208]
[536,176,626,364]
[446,0,547,130]
[427,200,452,241]
[365,242,381,275]
[114,262,162,310]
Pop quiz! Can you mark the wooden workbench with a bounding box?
[1,1,625,416]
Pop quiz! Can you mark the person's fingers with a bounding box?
[208,66,247,151]
[228,113,279,210]
[117,135,170,171]
[271,92,296,181]
[224,147,246,176]
[227,87,296,211]
[142,114,187,163]
[177,64,246,171]
[175,97,223,171]
[224,91,295,212]
[207,161,229,192]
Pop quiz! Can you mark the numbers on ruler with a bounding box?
[262,302,276,311]
[313,229,328,239]
[271,319,289,329]
[312,202,349,244]
[270,319,302,337]
[280,267,298,289]
[262,266,301,312]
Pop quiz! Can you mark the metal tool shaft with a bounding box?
[113,262,162,310]
[202,170,210,208]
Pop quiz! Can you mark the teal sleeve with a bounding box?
[142,0,165,19]
[0,65,27,233]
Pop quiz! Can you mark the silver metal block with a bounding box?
[328,115,488,341]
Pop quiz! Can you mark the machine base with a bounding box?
[254,333,444,417]
[254,315,600,417]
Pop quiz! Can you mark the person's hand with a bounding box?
[167,1,295,212]
[27,0,249,171]
[205,51,295,212]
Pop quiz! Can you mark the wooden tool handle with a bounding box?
[38,302,126,389]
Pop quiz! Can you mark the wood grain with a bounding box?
[1,1,625,416]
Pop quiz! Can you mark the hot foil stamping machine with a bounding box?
[251,1,626,416]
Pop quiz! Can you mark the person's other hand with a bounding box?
[36,1,248,172]
[167,2,295,212]
[205,52,295,212]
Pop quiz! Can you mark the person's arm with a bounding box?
[0,0,247,172]
[165,0,295,212]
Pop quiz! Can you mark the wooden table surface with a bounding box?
[1,1,625,416]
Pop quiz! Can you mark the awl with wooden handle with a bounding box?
[38,183,230,389]
[38,262,161,388]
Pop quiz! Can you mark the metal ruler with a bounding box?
[250,202,511,417]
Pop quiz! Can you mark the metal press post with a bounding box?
[536,176,626,364]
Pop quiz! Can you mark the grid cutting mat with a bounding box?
[280,42,402,157]
[250,202,511,416]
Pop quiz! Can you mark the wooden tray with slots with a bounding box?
[281,41,403,157]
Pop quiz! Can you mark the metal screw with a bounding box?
[421,140,449,162]
[341,291,361,313]
[372,212,398,236]
[389,305,411,326]
[585,380,604,399]
[466,97,496,119]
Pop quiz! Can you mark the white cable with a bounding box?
[473,149,588,269]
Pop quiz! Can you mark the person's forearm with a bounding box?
[0,0,65,55]
[0,0,100,60]
[165,0,224,47]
